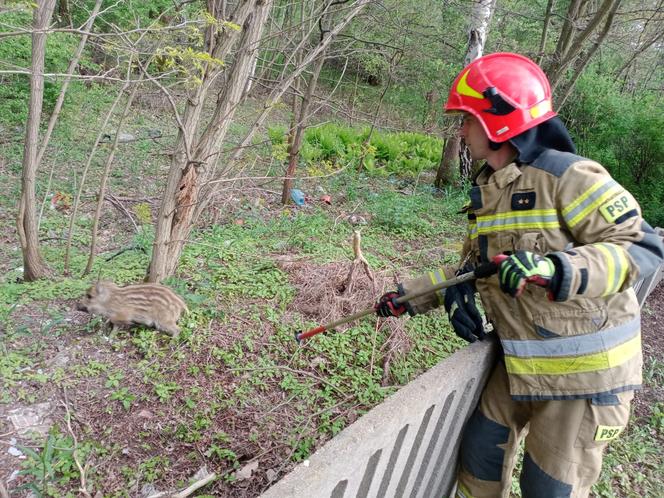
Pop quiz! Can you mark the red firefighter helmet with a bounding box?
[445,52,556,142]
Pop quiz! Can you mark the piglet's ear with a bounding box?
[95,282,109,300]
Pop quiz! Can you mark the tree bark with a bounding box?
[281,52,326,205]
[548,0,618,91]
[552,0,584,67]
[57,0,72,28]
[16,0,57,281]
[147,0,273,282]
[435,0,495,184]
[558,0,622,108]
[537,0,556,64]
[434,137,456,188]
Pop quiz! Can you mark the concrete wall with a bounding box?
[634,228,664,305]
[261,337,498,498]
[263,236,664,498]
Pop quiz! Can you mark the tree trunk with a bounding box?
[537,0,556,64]
[281,52,326,205]
[227,0,372,167]
[434,137,456,187]
[435,0,495,184]
[547,0,618,91]
[552,0,584,69]
[459,139,475,179]
[558,0,622,108]
[57,0,72,28]
[16,0,57,282]
[147,0,273,283]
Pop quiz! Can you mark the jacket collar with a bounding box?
[476,162,522,189]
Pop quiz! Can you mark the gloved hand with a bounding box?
[497,250,556,298]
[375,290,407,317]
[444,282,485,343]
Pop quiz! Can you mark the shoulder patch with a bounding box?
[529,149,587,177]
[599,192,639,224]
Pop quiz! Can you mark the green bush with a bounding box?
[299,123,443,177]
[69,0,176,31]
[561,72,664,226]
[0,10,79,126]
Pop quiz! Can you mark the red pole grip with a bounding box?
[295,325,327,343]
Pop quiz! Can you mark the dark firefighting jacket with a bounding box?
[402,150,664,400]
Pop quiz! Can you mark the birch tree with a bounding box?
[435,0,496,185]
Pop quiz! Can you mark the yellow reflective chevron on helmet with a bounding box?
[456,69,484,99]
[530,99,552,118]
[505,333,641,375]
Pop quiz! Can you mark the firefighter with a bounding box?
[375,52,664,498]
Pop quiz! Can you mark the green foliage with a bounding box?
[153,381,181,402]
[132,203,152,225]
[286,123,445,177]
[0,278,90,308]
[110,387,136,410]
[365,186,466,238]
[1,351,34,388]
[138,456,170,483]
[561,71,664,226]
[69,0,176,32]
[155,45,224,86]
[18,427,91,497]
[0,9,80,126]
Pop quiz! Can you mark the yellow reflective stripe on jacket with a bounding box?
[455,482,475,498]
[562,179,621,228]
[428,269,447,305]
[505,334,641,376]
[476,209,559,234]
[468,222,478,240]
[502,317,639,357]
[595,243,629,295]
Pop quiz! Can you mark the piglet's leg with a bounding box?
[108,313,132,337]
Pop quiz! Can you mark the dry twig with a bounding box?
[341,230,376,295]
[62,388,92,498]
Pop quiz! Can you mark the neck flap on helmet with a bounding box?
[509,116,576,164]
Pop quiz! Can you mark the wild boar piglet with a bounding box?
[77,281,187,338]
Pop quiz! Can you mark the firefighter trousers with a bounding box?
[455,362,633,498]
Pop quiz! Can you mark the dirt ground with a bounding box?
[1,277,662,496]
[633,281,664,420]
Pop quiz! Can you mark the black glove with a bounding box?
[375,289,408,317]
[443,282,485,342]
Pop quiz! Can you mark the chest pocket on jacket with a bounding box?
[492,232,549,256]
[514,232,548,254]
[531,304,608,337]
